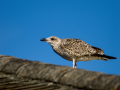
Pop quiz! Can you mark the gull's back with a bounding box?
[53,38,102,61]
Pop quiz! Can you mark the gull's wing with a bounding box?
[61,38,103,57]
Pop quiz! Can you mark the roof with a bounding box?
[0,55,120,90]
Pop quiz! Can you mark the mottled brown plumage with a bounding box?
[40,36,116,68]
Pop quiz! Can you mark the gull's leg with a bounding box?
[73,59,76,68]
[75,62,77,68]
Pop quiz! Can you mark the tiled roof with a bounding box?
[0,71,79,90]
[0,55,120,90]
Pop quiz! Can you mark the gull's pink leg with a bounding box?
[73,63,75,68]
[73,59,76,68]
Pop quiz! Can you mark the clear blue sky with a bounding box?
[0,0,119,75]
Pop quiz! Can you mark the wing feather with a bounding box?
[91,46,104,55]
[61,38,96,57]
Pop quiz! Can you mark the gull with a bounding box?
[40,36,116,68]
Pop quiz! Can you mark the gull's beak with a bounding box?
[40,38,47,41]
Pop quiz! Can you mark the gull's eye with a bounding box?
[51,38,55,40]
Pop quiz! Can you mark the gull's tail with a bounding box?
[92,54,117,61]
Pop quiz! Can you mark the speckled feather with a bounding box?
[61,38,102,56]
[52,38,104,61]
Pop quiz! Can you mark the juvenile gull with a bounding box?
[40,36,116,68]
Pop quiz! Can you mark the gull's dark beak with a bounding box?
[40,38,47,41]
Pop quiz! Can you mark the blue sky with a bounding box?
[0,0,119,75]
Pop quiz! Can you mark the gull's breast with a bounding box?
[53,47,73,61]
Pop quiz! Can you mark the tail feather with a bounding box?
[92,54,117,60]
[101,54,116,59]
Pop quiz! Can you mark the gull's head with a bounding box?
[40,36,61,47]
